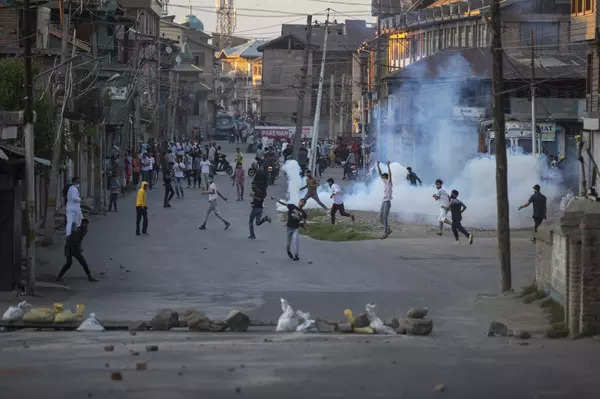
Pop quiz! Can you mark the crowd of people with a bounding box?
[57,136,549,281]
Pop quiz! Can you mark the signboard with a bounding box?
[536,122,555,142]
[453,107,486,120]
[488,121,557,142]
[255,126,312,140]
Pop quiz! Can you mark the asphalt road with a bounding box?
[3,142,599,397]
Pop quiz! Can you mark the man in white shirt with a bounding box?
[199,178,231,231]
[173,157,185,198]
[327,178,355,225]
[199,155,211,190]
[433,178,451,236]
[377,161,393,239]
[141,153,152,188]
[66,177,83,236]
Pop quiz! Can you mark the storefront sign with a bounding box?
[255,126,312,140]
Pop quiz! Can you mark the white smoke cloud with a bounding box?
[280,157,563,228]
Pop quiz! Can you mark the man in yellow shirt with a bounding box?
[136,181,149,235]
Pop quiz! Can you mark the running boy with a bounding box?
[433,179,451,236]
[448,190,473,244]
[327,178,355,224]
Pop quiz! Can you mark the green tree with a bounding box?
[0,58,55,159]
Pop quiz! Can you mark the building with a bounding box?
[161,14,216,138]
[259,20,376,139]
[373,0,584,181]
[216,39,266,118]
[571,0,600,194]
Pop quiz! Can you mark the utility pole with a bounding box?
[491,0,511,292]
[156,38,161,138]
[530,30,536,156]
[360,92,366,167]
[292,15,312,160]
[43,0,70,243]
[309,9,330,173]
[329,73,335,140]
[23,0,36,294]
[339,73,346,137]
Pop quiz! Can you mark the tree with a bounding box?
[0,59,56,159]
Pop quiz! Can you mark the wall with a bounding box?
[536,198,600,336]
[261,47,312,126]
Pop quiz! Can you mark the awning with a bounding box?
[0,144,51,166]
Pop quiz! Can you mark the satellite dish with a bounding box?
[176,55,182,64]
[166,46,172,54]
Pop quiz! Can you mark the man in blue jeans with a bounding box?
[377,161,393,239]
[248,189,272,239]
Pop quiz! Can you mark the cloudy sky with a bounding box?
[168,0,375,39]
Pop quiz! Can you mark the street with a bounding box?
[2,145,599,398]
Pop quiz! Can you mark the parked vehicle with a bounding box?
[215,112,235,140]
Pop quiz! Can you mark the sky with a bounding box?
[167,0,376,39]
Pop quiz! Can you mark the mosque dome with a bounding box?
[184,14,204,31]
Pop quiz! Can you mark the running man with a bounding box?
[300,170,327,210]
[248,190,272,239]
[406,167,422,186]
[277,198,307,261]
[327,178,355,224]
[448,190,473,244]
[377,161,393,239]
[433,179,451,236]
[199,177,231,231]
[518,184,547,241]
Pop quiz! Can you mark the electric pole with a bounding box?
[23,0,36,294]
[329,73,335,140]
[156,38,161,138]
[491,0,512,292]
[292,14,312,160]
[309,9,330,173]
[339,73,346,137]
[530,30,536,156]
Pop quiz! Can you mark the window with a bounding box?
[573,0,593,14]
[520,22,559,50]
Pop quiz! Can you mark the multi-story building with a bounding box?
[571,0,600,192]
[161,14,216,138]
[259,20,376,139]
[216,39,265,118]
[373,0,584,181]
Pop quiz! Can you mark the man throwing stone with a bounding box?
[518,184,547,241]
[199,177,231,231]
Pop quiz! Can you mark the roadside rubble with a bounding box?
[1,299,435,336]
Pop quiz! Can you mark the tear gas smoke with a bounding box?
[278,54,568,229]
[281,157,563,229]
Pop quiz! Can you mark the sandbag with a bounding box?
[23,308,56,323]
